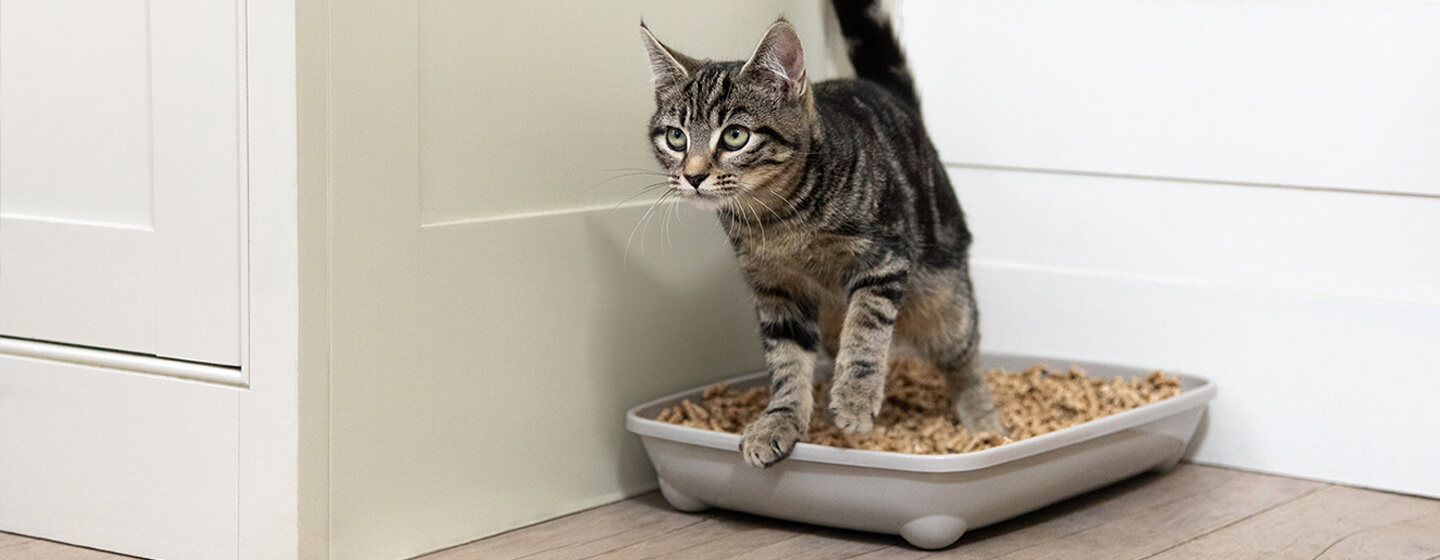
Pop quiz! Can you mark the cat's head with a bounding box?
[640,21,812,210]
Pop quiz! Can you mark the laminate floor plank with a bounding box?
[0,532,22,550]
[0,533,136,560]
[721,527,894,560]
[585,513,797,560]
[1146,485,1440,560]
[940,467,1328,560]
[419,493,688,560]
[1314,511,1440,560]
[647,517,828,560]
[518,511,706,560]
[885,463,1245,559]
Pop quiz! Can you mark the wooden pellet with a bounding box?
[654,357,1183,455]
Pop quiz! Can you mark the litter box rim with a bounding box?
[625,353,1216,474]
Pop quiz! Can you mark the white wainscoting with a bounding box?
[903,0,1440,497]
[952,167,1440,306]
[969,258,1440,499]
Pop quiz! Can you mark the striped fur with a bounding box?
[641,1,1005,468]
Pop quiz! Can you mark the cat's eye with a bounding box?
[720,126,750,150]
[665,128,687,151]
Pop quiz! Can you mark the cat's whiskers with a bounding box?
[583,170,670,195]
[730,199,745,239]
[745,199,767,247]
[750,194,783,224]
[602,166,674,174]
[625,189,673,262]
[604,182,672,224]
[738,178,803,219]
[662,194,679,252]
[729,199,746,240]
[723,197,747,242]
[641,190,675,255]
[659,196,670,253]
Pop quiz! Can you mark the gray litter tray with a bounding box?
[625,353,1216,549]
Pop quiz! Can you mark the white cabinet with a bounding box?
[0,2,269,560]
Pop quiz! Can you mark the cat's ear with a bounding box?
[640,23,698,93]
[741,20,807,100]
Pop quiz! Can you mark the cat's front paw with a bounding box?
[739,410,806,468]
[829,373,884,433]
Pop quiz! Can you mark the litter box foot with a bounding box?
[901,515,967,550]
[658,478,709,512]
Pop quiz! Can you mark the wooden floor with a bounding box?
[0,533,137,560]
[6,464,1440,560]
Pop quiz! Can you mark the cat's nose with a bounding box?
[684,173,709,187]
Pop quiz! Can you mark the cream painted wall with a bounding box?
[316,2,844,559]
[418,2,848,224]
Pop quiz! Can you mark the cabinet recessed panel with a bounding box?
[0,0,243,366]
[0,1,154,227]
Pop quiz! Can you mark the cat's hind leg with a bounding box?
[899,271,1009,436]
[934,335,1007,436]
[740,287,820,468]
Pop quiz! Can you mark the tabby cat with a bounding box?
[641,0,1006,468]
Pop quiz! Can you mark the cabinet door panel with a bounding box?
[0,0,243,366]
[0,219,156,353]
[0,356,240,560]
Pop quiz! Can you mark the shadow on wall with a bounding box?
[584,202,765,491]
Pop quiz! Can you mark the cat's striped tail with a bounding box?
[831,0,919,109]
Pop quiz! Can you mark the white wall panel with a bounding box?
[952,166,1440,305]
[904,0,1440,195]
[971,263,1440,498]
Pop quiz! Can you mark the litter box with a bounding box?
[625,353,1216,549]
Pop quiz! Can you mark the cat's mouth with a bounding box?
[679,186,741,210]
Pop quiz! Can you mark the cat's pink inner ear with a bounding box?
[745,21,808,97]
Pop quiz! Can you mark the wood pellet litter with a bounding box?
[654,357,1183,455]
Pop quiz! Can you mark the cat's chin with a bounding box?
[680,193,731,211]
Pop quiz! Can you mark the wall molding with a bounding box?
[945,163,1440,201]
[973,258,1440,309]
[0,336,245,387]
[419,197,688,229]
